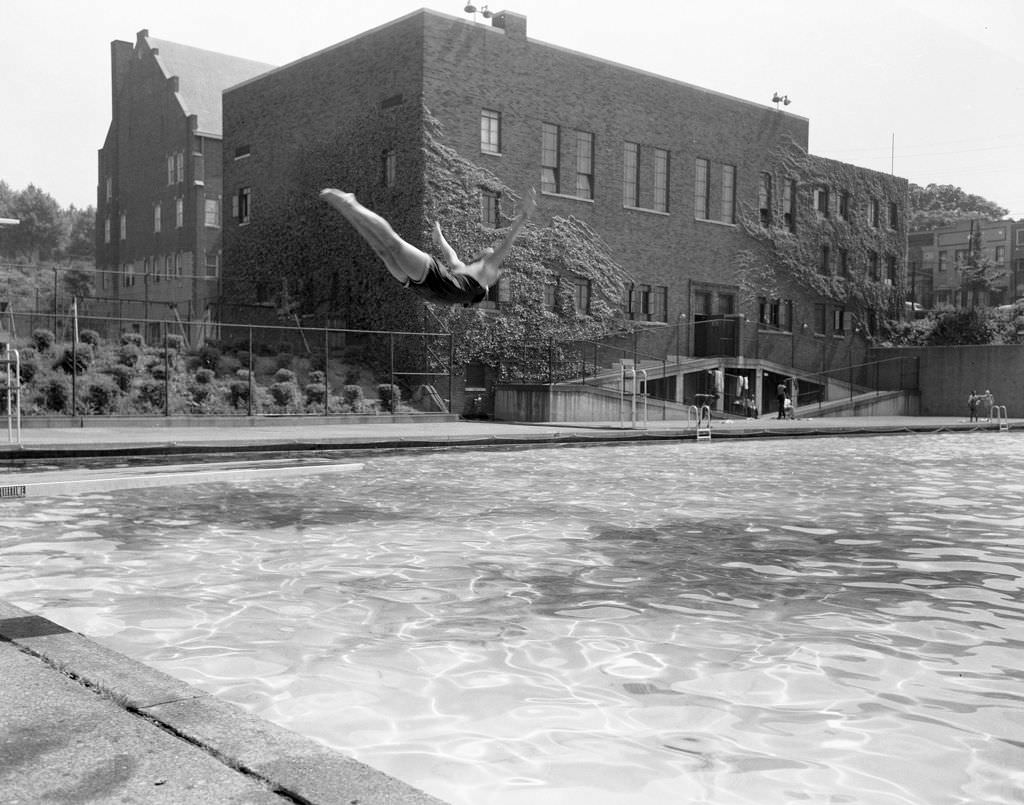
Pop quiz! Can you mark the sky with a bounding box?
[3,0,1022,217]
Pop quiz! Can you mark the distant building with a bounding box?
[909,218,1015,308]
[95,30,273,343]
[221,8,907,376]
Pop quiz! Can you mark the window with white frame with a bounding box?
[481,109,501,154]
[481,189,501,228]
[720,164,736,224]
[204,198,220,228]
[623,142,639,208]
[175,152,184,184]
[541,123,560,194]
[573,278,591,315]
[119,213,126,240]
[104,217,110,244]
[205,251,219,278]
[167,155,175,186]
[758,172,772,226]
[653,148,669,213]
[832,307,846,335]
[694,158,710,220]
[175,197,184,229]
[153,203,161,233]
[576,130,594,200]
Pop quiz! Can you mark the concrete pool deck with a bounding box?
[0,413,1018,803]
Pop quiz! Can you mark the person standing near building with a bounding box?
[968,390,980,422]
[770,378,786,419]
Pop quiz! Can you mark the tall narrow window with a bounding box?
[815,186,830,217]
[481,189,501,228]
[888,201,899,228]
[175,152,184,184]
[175,197,184,229]
[204,198,220,228]
[153,203,161,234]
[694,158,710,220]
[869,198,880,228]
[105,176,112,201]
[938,251,948,271]
[167,155,175,186]
[234,187,251,224]
[783,178,797,232]
[832,308,846,335]
[839,191,850,220]
[481,109,501,154]
[758,172,772,226]
[576,131,594,199]
[653,148,669,212]
[104,217,110,244]
[119,213,126,240]
[573,278,592,315]
[651,286,668,322]
[869,250,880,280]
[820,244,831,275]
[838,248,849,276]
[541,123,560,194]
[205,251,220,278]
[623,142,639,207]
[721,164,736,224]
[886,255,897,285]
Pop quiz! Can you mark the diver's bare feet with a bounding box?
[319,188,356,211]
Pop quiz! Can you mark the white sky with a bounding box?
[3,0,1022,216]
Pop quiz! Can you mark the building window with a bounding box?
[813,303,827,335]
[123,262,135,288]
[103,217,110,244]
[175,197,184,229]
[233,187,251,224]
[832,308,846,335]
[886,254,897,285]
[544,281,557,311]
[573,278,592,315]
[838,248,849,276]
[995,245,1006,264]
[164,254,172,279]
[721,164,736,224]
[576,131,594,200]
[481,189,501,228]
[652,286,668,322]
[119,213,126,241]
[955,249,968,266]
[541,123,560,194]
[815,186,830,217]
[888,201,899,228]
[205,251,219,278]
[938,250,948,271]
[759,297,781,329]
[783,179,797,232]
[694,158,710,220]
[623,142,639,208]
[481,109,501,154]
[176,152,185,184]
[758,172,772,226]
[820,244,831,275]
[153,203,161,233]
[653,148,669,213]
[869,198,880,228]
[167,155,175,186]
[105,176,112,201]
[381,149,396,187]
[838,191,850,220]
[174,252,182,277]
[1017,230,1024,246]
[869,250,880,281]
[204,198,220,228]
[234,145,250,159]
[718,293,735,315]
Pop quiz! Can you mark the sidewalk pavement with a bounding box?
[0,413,1017,803]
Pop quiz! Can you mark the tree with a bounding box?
[2,184,64,261]
[957,221,1006,308]
[908,183,1008,232]
[63,205,96,261]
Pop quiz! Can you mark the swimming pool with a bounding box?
[3,433,1023,804]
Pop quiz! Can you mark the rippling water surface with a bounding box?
[3,433,1024,804]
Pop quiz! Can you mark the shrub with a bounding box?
[305,381,327,407]
[120,332,144,348]
[197,344,221,370]
[31,328,56,353]
[79,329,101,346]
[54,343,93,375]
[377,383,401,413]
[36,375,72,413]
[117,343,142,367]
[273,368,296,384]
[308,370,326,385]
[229,371,252,409]
[82,374,121,414]
[342,384,364,413]
[270,381,297,408]
[135,378,165,410]
[105,364,134,392]
[194,368,215,385]
[16,348,38,384]
[164,333,185,352]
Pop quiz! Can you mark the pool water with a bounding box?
[3,433,1024,804]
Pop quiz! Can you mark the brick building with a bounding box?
[95,30,273,343]
[907,218,1016,309]
[221,7,908,385]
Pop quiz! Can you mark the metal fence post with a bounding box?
[247,326,254,417]
[448,333,455,415]
[323,326,330,415]
[163,321,170,417]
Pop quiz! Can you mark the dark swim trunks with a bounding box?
[406,258,488,307]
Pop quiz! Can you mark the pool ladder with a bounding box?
[688,404,712,441]
[990,405,1008,431]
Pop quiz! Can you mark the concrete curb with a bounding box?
[0,600,447,805]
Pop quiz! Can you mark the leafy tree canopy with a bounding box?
[908,183,1009,231]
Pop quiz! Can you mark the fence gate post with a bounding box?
[247,326,254,417]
